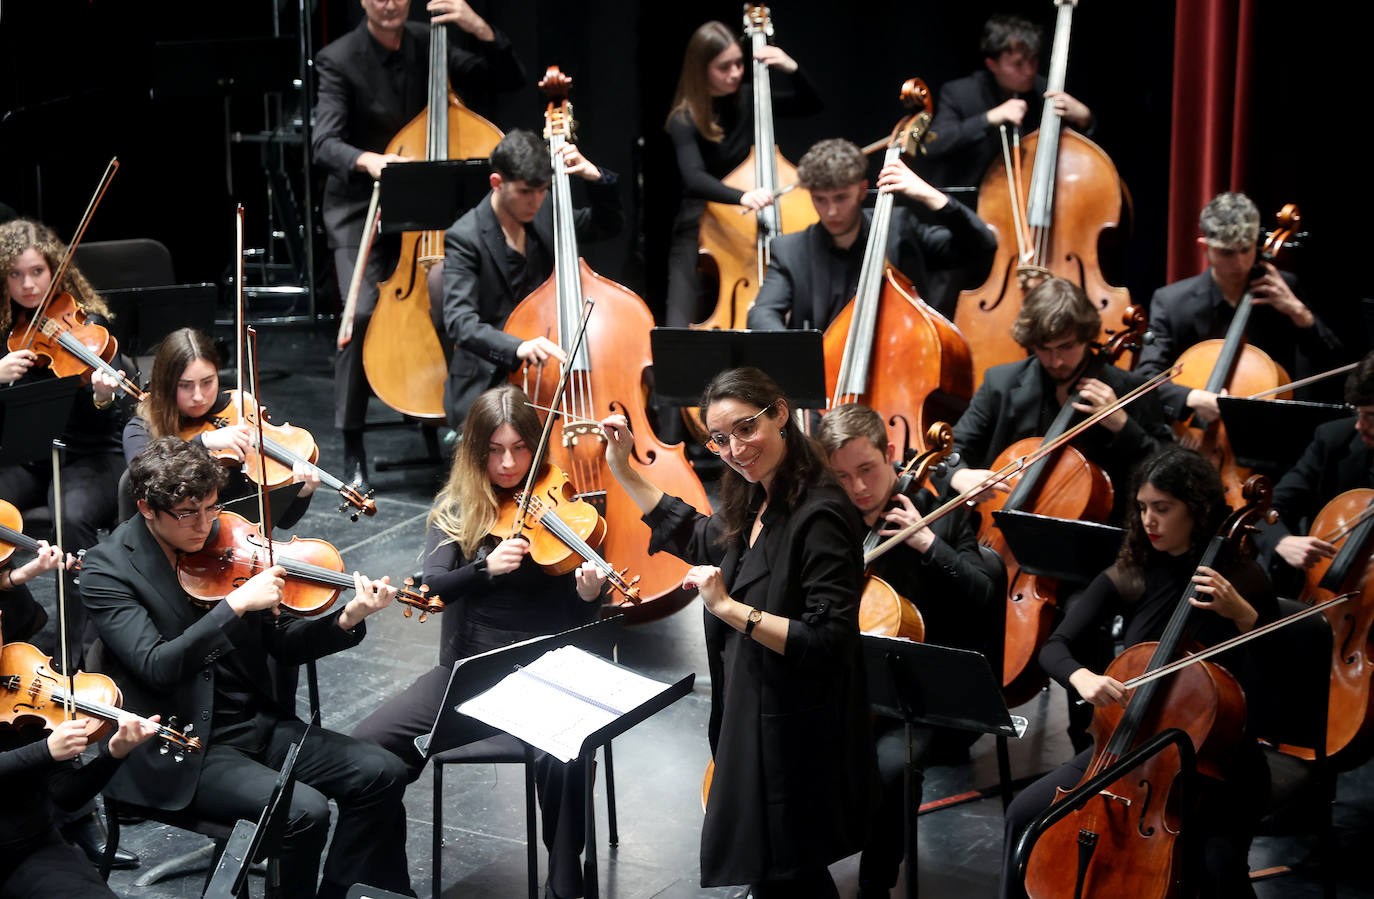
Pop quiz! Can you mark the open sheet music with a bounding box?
[457,645,675,762]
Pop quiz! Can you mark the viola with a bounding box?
[955,0,1132,391]
[491,464,641,604]
[502,66,710,620]
[8,292,144,402]
[178,390,377,520]
[1298,487,1374,761]
[1022,476,1274,898]
[823,79,973,456]
[0,499,81,574]
[176,511,443,621]
[1,640,202,757]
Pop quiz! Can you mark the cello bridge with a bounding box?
[1016,265,1053,292]
[562,422,605,447]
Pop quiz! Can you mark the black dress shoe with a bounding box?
[61,811,140,870]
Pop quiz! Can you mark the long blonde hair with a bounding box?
[429,385,548,558]
[664,20,738,142]
[138,328,220,438]
[0,219,109,336]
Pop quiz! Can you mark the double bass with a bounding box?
[823,78,973,455]
[361,18,504,420]
[955,0,1132,390]
[503,67,711,621]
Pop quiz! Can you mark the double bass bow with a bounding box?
[503,66,711,620]
[955,0,1132,391]
[823,78,973,455]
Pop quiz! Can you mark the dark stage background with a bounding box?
[1,1,1368,358]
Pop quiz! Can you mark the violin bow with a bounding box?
[16,158,119,350]
[1245,361,1359,401]
[246,326,275,568]
[49,439,76,721]
[338,181,382,350]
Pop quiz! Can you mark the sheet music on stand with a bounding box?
[458,646,679,763]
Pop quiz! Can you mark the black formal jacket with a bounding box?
[746,200,996,332]
[313,20,524,249]
[644,488,876,886]
[436,177,622,429]
[1136,269,1342,419]
[80,514,365,810]
[938,355,1174,524]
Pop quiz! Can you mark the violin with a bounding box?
[955,0,1132,391]
[1022,476,1274,898]
[1172,203,1301,508]
[1,640,202,757]
[491,464,641,604]
[1298,487,1374,761]
[176,511,443,621]
[823,79,973,456]
[502,66,709,618]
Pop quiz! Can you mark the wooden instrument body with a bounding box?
[364,91,503,419]
[1023,642,1246,898]
[980,437,1113,706]
[10,292,118,386]
[955,129,1132,390]
[178,515,342,617]
[823,265,973,454]
[492,465,608,577]
[1302,488,1374,760]
[1,640,121,741]
[858,573,926,642]
[217,390,321,490]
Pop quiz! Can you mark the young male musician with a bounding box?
[438,129,622,430]
[1134,191,1340,425]
[922,14,1092,194]
[941,277,1174,526]
[816,403,998,898]
[745,137,996,326]
[79,438,413,899]
[314,0,524,490]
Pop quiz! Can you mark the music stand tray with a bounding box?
[649,327,827,407]
[100,283,217,358]
[0,376,80,465]
[380,160,493,234]
[993,510,1125,583]
[1218,396,1350,471]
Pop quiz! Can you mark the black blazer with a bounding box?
[939,355,1174,524]
[746,200,996,332]
[79,515,365,810]
[312,20,524,249]
[1136,269,1343,418]
[644,488,876,886]
[436,176,623,428]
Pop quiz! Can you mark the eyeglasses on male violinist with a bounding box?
[161,504,224,526]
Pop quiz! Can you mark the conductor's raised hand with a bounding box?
[599,414,635,472]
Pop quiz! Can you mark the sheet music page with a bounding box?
[457,646,671,763]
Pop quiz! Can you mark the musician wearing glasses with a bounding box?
[599,367,875,897]
[79,438,413,899]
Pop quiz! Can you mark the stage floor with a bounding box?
[26,325,1374,898]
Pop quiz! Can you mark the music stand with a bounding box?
[379,160,493,234]
[0,376,80,465]
[863,635,1024,899]
[992,510,1125,583]
[648,327,827,407]
[1218,396,1350,472]
[201,735,302,899]
[101,283,218,358]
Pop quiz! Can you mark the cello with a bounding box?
[823,78,973,456]
[360,17,504,420]
[503,67,711,621]
[1021,476,1273,898]
[1171,204,1300,508]
[955,0,1132,391]
[693,3,817,334]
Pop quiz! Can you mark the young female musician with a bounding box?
[351,384,605,899]
[0,219,127,661]
[0,540,70,647]
[122,327,316,529]
[999,446,1280,898]
[600,367,874,897]
[662,19,819,329]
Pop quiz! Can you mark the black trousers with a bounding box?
[0,829,115,898]
[332,240,400,433]
[750,869,840,898]
[0,451,122,665]
[352,663,589,898]
[189,718,412,899]
[0,583,47,644]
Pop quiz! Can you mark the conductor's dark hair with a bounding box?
[129,436,228,512]
[490,130,553,186]
[1116,446,1227,578]
[981,14,1043,59]
[1345,351,1374,407]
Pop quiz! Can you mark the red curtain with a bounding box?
[1167,0,1257,282]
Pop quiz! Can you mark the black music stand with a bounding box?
[201,734,302,899]
[421,616,694,899]
[0,376,80,465]
[992,510,1125,582]
[648,327,827,407]
[101,283,218,357]
[1218,396,1350,472]
[863,635,1024,899]
[379,160,493,233]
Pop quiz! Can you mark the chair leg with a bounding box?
[996,735,1014,813]
[100,798,120,881]
[603,740,618,847]
[525,750,539,899]
[433,762,445,899]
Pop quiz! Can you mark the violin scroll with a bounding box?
[1221,474,1278,558]
[1098,304,1149,364]
[400,577,444,623]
